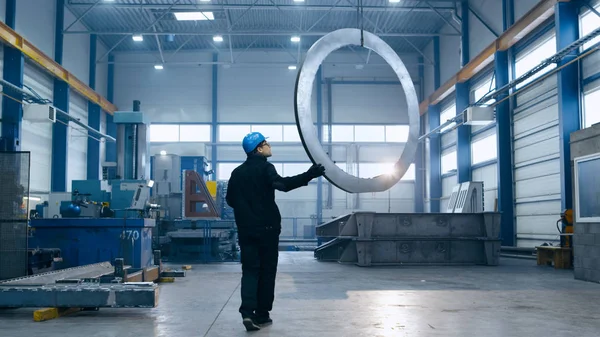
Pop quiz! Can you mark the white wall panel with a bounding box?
[63,8,90,84]
[467,0,502,60]
[0,0,6,22]
[67,92,88,190]
[513,74,561,247]
[515,0,543,23]
[21,62,53,193]
[114,52,212,123]
[15,0,55,57]
[96,42,109,98]
[439,24,461,85]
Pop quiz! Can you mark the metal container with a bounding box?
[28,218,155,269]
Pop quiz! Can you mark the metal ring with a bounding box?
[294,28,420,193]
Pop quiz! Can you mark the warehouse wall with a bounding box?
[114,49,420,223]
[0,2,109,195]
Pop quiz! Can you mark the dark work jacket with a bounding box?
[225,154,313,233]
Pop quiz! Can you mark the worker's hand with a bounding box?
[307,164,325,178]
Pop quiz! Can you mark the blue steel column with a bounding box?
[316,66,323,224]
[211,53,218,181]
[456,0,471,183]
[87,34,101,179]
[429,36,441,212]
[555,2,580,211]
[105,54,117,165]
[51,0,69,192]
[496,0,515,246]
[0,0,24,151]
[414,57,425,212]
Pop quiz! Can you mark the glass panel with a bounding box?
[440,105,456,132]
[583,89,600,128]
[441,151,457,174]
[283,125,301,142]
[577,157,600,218]
[357,163,415,180]
[179,125,211,142]
[401,164,416,181]
[514,35,557,89]
[331,125,354,142]
[150,124,179,142]
[217,163,241,180]
[251,125,283,142]
[218,125,251,142]
[283,163,311,176]
[354,125,385,142]
[473,78,496,105]
[581,6,600,50]
[322,125,330,142]
[471,134,498,165]
[385,125,409,142]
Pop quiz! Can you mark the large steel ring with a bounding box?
[294,28,420,193]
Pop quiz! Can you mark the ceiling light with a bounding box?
[132,34,143,42]
[174,11,214,21]
[154,64,164,70]
[355,64,364,70]
[24,196,41,201]
[389,0,401,2]
[213,35,224,42]
[291,36,300,43]
[160,150,167,156]
[199,0,211,2]
[103,0,115,2]
[288,65,297,70]
[293,0,305,2]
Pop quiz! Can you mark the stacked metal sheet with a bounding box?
[314,212,502,266]
[0,152,30,280]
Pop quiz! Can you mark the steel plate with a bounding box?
[294,28,420,193]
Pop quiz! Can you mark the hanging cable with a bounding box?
[359,0,364,46]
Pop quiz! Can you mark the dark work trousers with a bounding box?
[238,226,280,319]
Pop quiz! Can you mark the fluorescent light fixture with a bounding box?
[174,11,214,21]
[199,0,211,2]
[160,150,167,156]
[293,0,305,2]
[213,35,224,42]
[291,36,301,42]
[355,64,364,70]
[24,196,41,201]
[154,64,164,70]
[288,65,297,70]
[132,34,143,42]
[389,0,400,2]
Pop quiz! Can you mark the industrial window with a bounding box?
[580,4,600,50]
[217,163,241,180]
[439,104,456,132]
[441,150,457,174]
[354,125,386,142]
[357,163,415,180]
[251,125,283,142]
[385,125,410,142]
[583,88,600,128]
[282,163,312,176]
[283,125,301,142]
[472,77,496,105]
[471,134,498,165]
[514,34,557,89]
[150,124,179,142]
[331,125,355,142]
[179,125,211,142]
[218,125,251,142]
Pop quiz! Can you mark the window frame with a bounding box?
[514,31,557,90]
[471,133,498,165]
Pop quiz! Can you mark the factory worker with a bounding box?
[225,131,325,331]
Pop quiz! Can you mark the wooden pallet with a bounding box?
[536,246,572,269]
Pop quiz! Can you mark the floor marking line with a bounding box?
[203,280,241,337]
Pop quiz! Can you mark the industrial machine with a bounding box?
[557,209,574,248]
[150,153,238,263]
[27,101,160,274]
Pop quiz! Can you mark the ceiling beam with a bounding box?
[64,31,460,37]
[65,3,457,13]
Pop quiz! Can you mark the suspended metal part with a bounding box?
[0,78,51,104]
[294,28,420,193]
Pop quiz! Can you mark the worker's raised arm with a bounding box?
[266,163,325,192]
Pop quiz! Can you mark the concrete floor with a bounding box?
[1,252,599,337]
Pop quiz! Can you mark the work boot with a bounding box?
[254,312,272,326]
[242,317,261,331]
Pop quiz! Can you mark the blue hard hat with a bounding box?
[242,132,267,153]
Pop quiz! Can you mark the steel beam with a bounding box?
[51,0,69,193]
[456,2,471,184]
[211,53,218,181]
[105,54,117,165]
[0,0,23,151]
[555,2,580,211]
[64,30,458,37]
[87,34,101,179]
[428,36,441,213]
[66,2,457,12]
[0,283,158,308]
[316,66,323,224]
[415,56,425,213]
